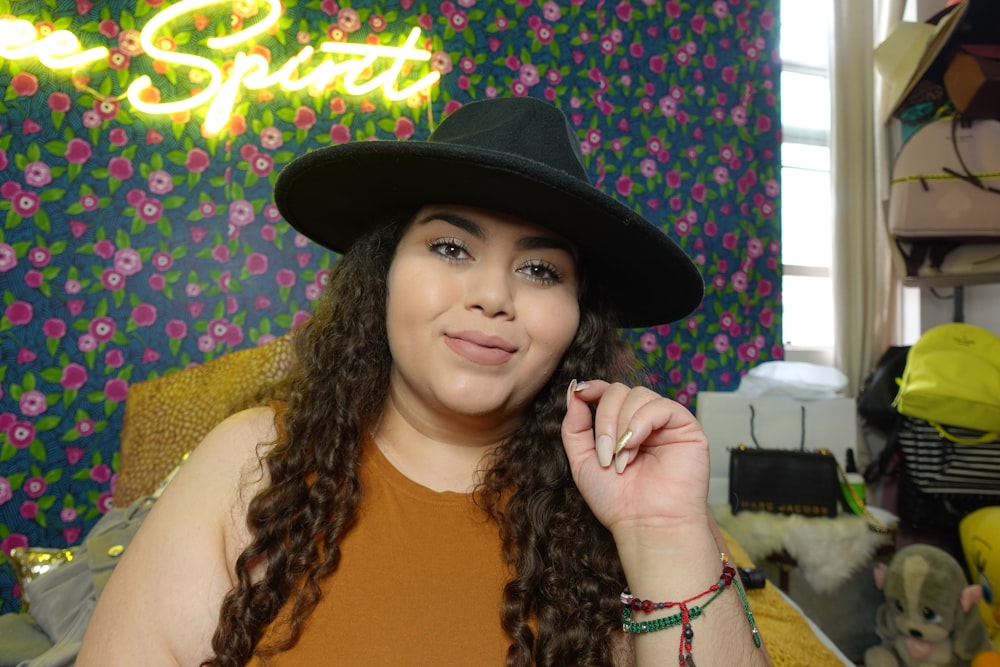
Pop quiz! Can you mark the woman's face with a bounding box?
[385,205,581,432]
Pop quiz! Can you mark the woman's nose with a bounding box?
[466,264,515,318]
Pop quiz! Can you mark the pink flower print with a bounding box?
[26,247,50,268]
[0,478,11,506]
[142,348,160,363]
[184,148,209,173]
[12,190,40,217]
[5,301,33,326]
[114,248,142,275]
[8,421,35,448]
[42,317,66,338]
[147,169,174,195]
[104,349,124,368]
[100,268,125,291]
[131,303,157,327]
[337,7,361,32]
[48,91,71,112]
[137,198,163,223]
[99,18,119,37]
[211,245,230,263]
[276,268,296,288]
[713,334,730,354]
[198,334,215,352]
[368,13,386,31]
[117,29,142,56]
[108,127,128,146]
[229,199,255,226]
[60,363,87,390]
[94,98,119,120]
[649,55,666,74]
[19,391,47,417]
[224,324,244,347]
[77,333,97,352]
[11,72,38,96]
[97,492,114,514]
[165,319,187,339]
[747,237,764,259]
[250,153,274,177]
[293,107,316,130]
[722,232,738,250]
[149,274,165,290]
[24,162,52,187]
[691,183,707,203]
[89,317,116,343]
[82,110,102,128]
[390,116,415,140]
[259,126,283,150]
[208,318,230,341]
[510,80,528,97]
[615,176,632,197]
[329,124,350,144]
[65,138,92,164]
[245,252,269,275]
[20,501,38,520]
[151,252,173,272]
[90,463,112,483]
[730,271,748,293]
[80,192,99,211]
[292,310,311,329]
[24,269,42,288]
[737,343,759,363]
[107,49,129,70]
[320,0,338,14]
[305,283,321,301]
[449,10,468,30]
[61,506,79,523]
[24,476,47,498]
[108,156,133,180]
[542,1,561,20]
[104,378,128,403]
[616,2,633,21]
[92,240,115,260]
[535,23,554,44]
[638,159,657,179]
[185,283,201,298]
[599,36,615,55]
[639,332,657,353]
[198,201,216,219]
[519,64,540,87]
[431,51,453,74]
[757,279,772,297]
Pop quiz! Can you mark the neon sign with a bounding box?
[0,0,441,134]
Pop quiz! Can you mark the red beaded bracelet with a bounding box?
[620,554,742,666]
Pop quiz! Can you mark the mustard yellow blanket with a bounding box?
[723,529,849,667]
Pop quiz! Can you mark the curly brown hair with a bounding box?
[205,210,639,667]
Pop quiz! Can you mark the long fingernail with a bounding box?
[614,429,633,455]
[574,381,588,392]
[614,447,630,474]
[597,435,614,467]
[566,379,577,405]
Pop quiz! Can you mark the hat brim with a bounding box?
[274,140,704,328]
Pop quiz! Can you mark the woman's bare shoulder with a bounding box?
[78,406,279,666]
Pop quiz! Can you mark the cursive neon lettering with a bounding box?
[0,18,108,69]
[0,0,441,134]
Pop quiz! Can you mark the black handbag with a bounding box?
[729,406,841,517]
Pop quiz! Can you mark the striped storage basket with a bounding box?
[897,416,1000,496]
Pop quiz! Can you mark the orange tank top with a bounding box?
[249,437,512,666]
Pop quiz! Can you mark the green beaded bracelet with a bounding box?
[620,587,725,634]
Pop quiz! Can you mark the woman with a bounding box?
[79,98,770,666]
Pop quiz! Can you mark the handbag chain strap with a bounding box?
[748,405,805,450]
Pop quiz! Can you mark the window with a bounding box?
[779,0,834,361]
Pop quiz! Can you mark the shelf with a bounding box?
[902,273,1000,288]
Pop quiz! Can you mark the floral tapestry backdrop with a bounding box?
[0,0,781,610]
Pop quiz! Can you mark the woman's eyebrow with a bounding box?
[417,211,575,255]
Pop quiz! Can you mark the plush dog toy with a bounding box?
[864,544,1000,667]
[961,507,1000,646]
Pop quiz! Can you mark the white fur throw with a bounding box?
[712,503,895,594]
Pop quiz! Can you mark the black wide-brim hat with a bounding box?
[274,97,703,328]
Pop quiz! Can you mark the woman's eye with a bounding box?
[429,239,469,260]
[519,261,562,284]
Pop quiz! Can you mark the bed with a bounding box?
[1,335,858,666]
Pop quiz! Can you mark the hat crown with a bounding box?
[428,98,591,183]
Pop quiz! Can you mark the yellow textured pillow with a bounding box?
[113,334,295,507]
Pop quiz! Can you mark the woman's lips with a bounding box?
[444,332,517,366]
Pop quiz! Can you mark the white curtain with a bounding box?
[830,0,906,396]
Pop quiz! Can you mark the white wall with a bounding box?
[919,283,1000,335]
